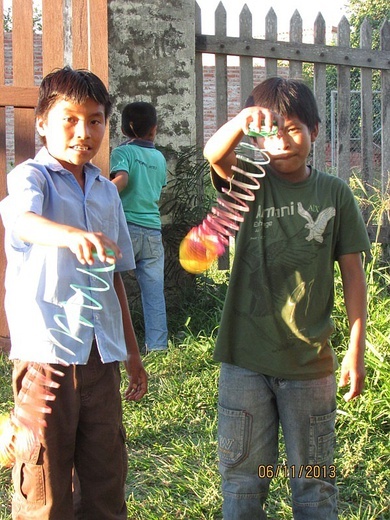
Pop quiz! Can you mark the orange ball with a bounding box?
[0,414,39,468]
[0,414,15,467]
[179,228,222,274]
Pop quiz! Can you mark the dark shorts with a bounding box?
[11,342,128,520]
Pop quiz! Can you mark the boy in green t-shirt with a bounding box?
[204,77,370,519]
[110,102,168,353]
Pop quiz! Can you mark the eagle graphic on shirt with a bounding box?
[236,200,336,325]
[297,202,336,243]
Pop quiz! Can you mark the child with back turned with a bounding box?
[0,66,147,519]
[110,101,168,353]
[203,77,370,519]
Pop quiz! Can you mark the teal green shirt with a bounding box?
[212,162,371,380]
[110,139,167,229]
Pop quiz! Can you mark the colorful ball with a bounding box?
[179,227,224,274]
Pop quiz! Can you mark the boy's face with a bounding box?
[255,116,318,183]
[36,98,106,178]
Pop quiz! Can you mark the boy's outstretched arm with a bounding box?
[203,106,283,180]
[338,252,367,401]
[114,272,148,402]
[14,211,121,265]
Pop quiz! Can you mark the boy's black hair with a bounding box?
[245,77,321,132]
[121,102,157,139]
[36,66,112,120]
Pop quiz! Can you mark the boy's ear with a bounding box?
[36,117,46,137]
[311,123,319,142]
[148,125,157,140]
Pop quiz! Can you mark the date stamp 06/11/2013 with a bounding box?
[257,464,336,479]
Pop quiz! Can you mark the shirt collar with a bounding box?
[121,138,155,149]
[35,147,103,180]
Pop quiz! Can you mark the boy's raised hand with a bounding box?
[239,106,284,136]
[203,106,284,180]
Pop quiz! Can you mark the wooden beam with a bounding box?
[0,86,39,108]
[42,0,65,74]
[195,35,390,70]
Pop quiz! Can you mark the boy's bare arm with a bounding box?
[338,252,367,401]
[203,115,243,179]
[111,170,129,192]
[114,272,148,402]
[14,211,121,265]
[203,106,283,180]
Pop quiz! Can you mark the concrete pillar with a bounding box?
[107,1,198,327]
[108,0,196,153]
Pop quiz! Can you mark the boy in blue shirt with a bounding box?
[204,77,370,519]
[111,102,168,353]
[0,66,147,519]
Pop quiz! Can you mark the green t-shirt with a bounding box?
[110,140,167,229]
[213,162,371,380]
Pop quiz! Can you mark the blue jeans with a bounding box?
[128,223,168,351]
[218,363,338,520]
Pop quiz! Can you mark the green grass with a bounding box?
[0,246,389,519]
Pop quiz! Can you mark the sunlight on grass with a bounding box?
[0,191,388,519]
[122,226,389,518]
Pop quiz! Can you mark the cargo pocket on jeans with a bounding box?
[14,439,45,506]
[217,404,252,468]
[308,408,337,466]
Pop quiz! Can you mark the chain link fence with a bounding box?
[330,90,382,170]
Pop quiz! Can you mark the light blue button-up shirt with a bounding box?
[0,147,135,365]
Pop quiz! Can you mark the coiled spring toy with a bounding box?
[179,127,275,274]
[0,253,115,467]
